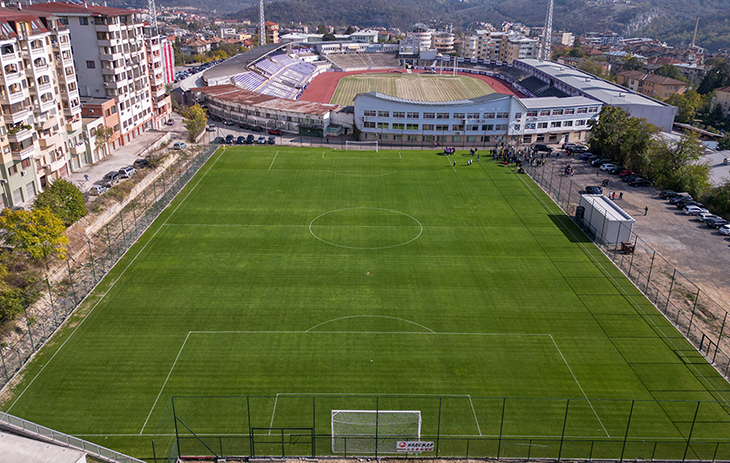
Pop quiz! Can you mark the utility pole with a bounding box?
[259,0,266,46]
[541,0,554,60]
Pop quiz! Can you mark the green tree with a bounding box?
[323,32,337,41]
[717,132,730,150]
[648,132,710,194]
[32,179,87,227]
[698,58,730,94]
[0,208,68,261]
[94,126,115,158]
[0,255,42,320]
[568,47,585,58]
[588,106,658,170]
[623,56,644,71]
[654,64,686,82]
[317,24,327,35]
[666,90,702,123]
[344,25,355,35]
[182,104,208,142]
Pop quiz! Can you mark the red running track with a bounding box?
[299,69,524,104]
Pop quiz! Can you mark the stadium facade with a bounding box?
[191,40,678,145]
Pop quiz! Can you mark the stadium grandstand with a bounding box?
[325,52,401,71]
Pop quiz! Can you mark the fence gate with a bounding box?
[251,427,314,457]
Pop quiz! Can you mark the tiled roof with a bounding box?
[190,84,343,116]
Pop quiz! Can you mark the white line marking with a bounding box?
[322,151,325,159]
[140,332,192,434]
[445,155,456,172]
[268,394,279,434]
[268,150,279,171]
[468,395,482,436]
[6,148,227,413]
[549,334,609,437]
[399,151,402,159]
[305,315,436,333]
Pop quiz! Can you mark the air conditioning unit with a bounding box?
[43,164,51,170]
[0,178,8,184]
[20,169,27,176]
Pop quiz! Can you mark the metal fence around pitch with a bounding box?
[0,143,220,391]
[152,395,730,462]
[521,159,730,384]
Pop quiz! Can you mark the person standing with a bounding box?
[644,206,648,215]
[619,192,623,200]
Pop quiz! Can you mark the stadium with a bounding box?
[1,40,727,463]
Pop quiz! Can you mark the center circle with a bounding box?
[309,207,423,250]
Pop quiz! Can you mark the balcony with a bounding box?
[0,90,27,105]
[66,118,82,133]
[2,70,24,84]
[35,98,56,114]
[7,126,33,143]
[95,23,119,33]
[70,143,86,156]
[101,67,115,75]
[3,106,31,124]
[100,52,123,61]
[11,144,35,161]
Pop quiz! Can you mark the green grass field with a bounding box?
[3,146,730,461]
[330,73,495,105]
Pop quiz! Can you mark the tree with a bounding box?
[317,24,327,35]
[717,132,730,150]
[94,125,115,157]
[655,64,686,82]
[182,104,208,142]
[588,106,658,170]
[344,25,355,35]
[666,90,702,123]
[0,208,68,261]
[323,32,337,41]
[648,132,710,194]
[623,55,644,71]
[698,58,730,94]
[568,47,585,58]
[32,179,87,227]
[0,255,42,320]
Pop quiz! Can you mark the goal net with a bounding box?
[345,141,378,152]
[331,410,421,454]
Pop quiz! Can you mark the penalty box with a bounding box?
[148,330,612,439]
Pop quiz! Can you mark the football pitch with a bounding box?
[330,73,495,105]
[3,146,730,461]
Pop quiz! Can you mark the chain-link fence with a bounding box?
[0,143,220,391]
[521,160,730,384]
[153,395,730,462]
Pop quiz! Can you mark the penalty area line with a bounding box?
[268,150,279,171]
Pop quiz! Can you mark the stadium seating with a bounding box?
[232,71,267,91]
[326,53,400,71]
[540,87,569,98]
[517,76,549,96]
[255,59,284,76]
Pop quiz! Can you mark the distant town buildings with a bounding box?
[462,30,538,63]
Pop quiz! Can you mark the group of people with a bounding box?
[564,165,575,176]
[442,147,457,155]
[608,191,623,200]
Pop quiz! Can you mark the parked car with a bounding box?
[629,177,651,187]
[533,144,553,154]
[267,136,276,145]
[224,120,235,126]
[600,163,618,171]
[246,134,255,144]
[591,158,612,167]
[571,145,589,153]
[707,218,729,229]
[256,136,267,144]
[719,224,730,236]
[172,142,187,150]
[89,184,107,196]
[102,171,121,187]
[618,169,635,178]
[586,185,603,194]
[579,152,595,161]
[677,199,702,209]
[133,157,150,169]
[236,136,246,145]
[622,174,640,183]
[698,212,721,222]
[251,125,264,133]
[165,119,174,126]
[206,124,215,132]
[670,194,693,205]
[659,190,677,199]
[683,205,708,215]
[268,129,283,135]
[118,166,136,178]
[608,165,624,175]
[213,136,226,144]
[225,134,234,144]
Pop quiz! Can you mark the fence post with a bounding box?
[645,250,656,290]
[687,287,701,336]
[374,396,379,459]
[682,402,701,462]
[23,306,35,351]
[119,210,126,250]
[666,269,677,311]
[0,346,8,381]
[713,312,727,363]
[619,400,635,462]
[172,397,180,457]
[247,396,253,457]
[45,278,58,324]
[66,260,78,305]
[557,399,570,461]
[311,396,316,458]
[497,397,506,458]
[88,241,96,284]
[436,397,442,457]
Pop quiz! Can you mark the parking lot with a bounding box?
[536,148,730,306]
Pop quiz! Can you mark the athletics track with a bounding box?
[299,69,524,104]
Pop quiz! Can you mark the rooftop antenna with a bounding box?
[259,0,265,46]
[148,0,158,35]
[541,0,553,60]
[690,17,699,48]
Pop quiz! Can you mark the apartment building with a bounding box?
[616,70,686,99]
[462,31,537,63]
[144,25,172,129]
[27,2,155,149]
[0,8,82,208]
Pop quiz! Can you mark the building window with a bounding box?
[484,113,495,119]
[564,109,575,115]
[539,110,551,116]
[537,122,548,129]
[436,113,449,119]
[467,112,479,119]
[392,112,405,118]
[513,112,522,119]
[526,110,538,117]
[482,124,494,131]
[436,124,449,131]
[407,135,419,141]
[577,107,587,114]
[453,113,465,119]
[377,111,389,117]
[552,109,563,116]
[575,120,586,126]
[86,60,95,69]
[422,124,434,131]
[423,112,435,119]
[551,121,561,128]
[79,17,89,25]
[377,122,388,129]
[363,110,376,117]
[364,121,375,128]
[588,107,598,113]
[407,112,419,119]
[406,124,418,130]
[563,120,573,127]
[392,123,405,130]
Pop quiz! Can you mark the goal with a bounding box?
[331,410,421,454]
[345,141,378,152]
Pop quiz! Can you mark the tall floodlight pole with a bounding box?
[148,0,158,35]
[259,0,266,46]
[542,0,553,60]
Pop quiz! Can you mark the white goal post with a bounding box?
[345,141,378,152]
[331,410,421,454]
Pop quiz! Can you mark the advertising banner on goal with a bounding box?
[396,441,434,452]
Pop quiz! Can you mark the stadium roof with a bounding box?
[190,84,344,116]
[519,59,671,109]
[202,42,286,84]
[519,96,601,109]
[358,91,511,106]
[24,2,140,16]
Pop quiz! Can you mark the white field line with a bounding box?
[445,155,456,172]
[305,315,436,333]
[399,151,402,159]
[78,432,692,439]
[549,334,609,437]
[6,148,227,413]
[268,394,279,434]
[268,151,279,171]
[515,172,730,409]
[468,395,482,436]
[140,332,192,434]
[161,223,572,231]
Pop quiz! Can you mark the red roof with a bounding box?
[24,2,140,16]
[190,84,343,116]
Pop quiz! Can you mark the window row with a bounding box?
[525,107,599,117]
[363,110,512,120]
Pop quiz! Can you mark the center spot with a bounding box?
[309,207,423,250]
